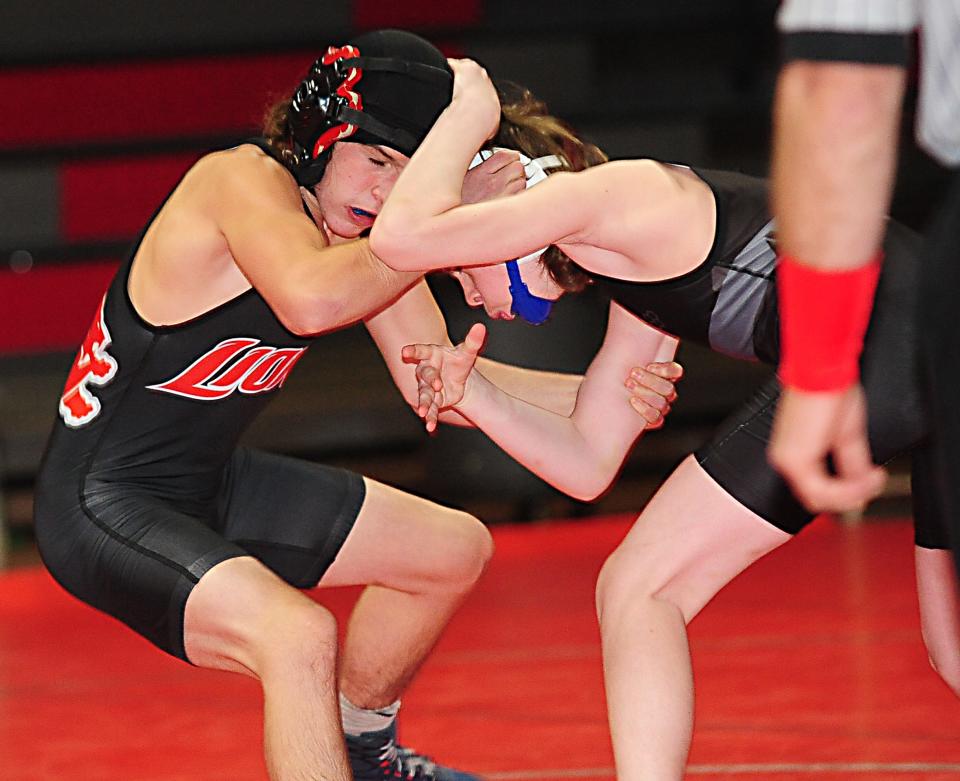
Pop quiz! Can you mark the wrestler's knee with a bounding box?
[595,544,671,625]
[195,594,339,680]
[257,601,340,680]
[429,511,494,590]
[184,558,339,677]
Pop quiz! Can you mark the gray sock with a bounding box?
[340,693,401,736]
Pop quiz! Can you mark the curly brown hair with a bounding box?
[492,82,607,293]
[262,93,298,167]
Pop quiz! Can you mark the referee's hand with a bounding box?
[768,384,887,513]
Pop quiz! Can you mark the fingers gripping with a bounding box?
[461,150,526,203]
[625,362,682,427]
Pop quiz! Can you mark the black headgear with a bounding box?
[288,29,453,186]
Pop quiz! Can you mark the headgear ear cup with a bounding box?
[469,149,564,324]
[288,29,453,187]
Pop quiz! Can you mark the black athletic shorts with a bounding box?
[696,220,949,549]
[34,448,365,661]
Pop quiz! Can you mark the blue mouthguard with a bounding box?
[506,260,553,325]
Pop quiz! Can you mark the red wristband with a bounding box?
[777,253,882,392]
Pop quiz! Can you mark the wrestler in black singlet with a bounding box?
[590,168,946,548]
[33,142,365,661]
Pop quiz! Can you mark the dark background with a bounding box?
[0,1,950,560]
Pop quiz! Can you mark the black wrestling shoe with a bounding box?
[346,722,482,781]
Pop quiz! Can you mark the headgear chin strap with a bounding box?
[468,149,564,325]
[505,259,553,325]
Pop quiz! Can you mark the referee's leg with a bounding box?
[918,169,960,578]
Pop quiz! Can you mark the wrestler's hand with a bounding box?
[768,384,887,513]
[402,323,487,432]
[448,58,500,138]
[625,361,683,430]
[461,149,526,204]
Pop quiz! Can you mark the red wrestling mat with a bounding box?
[1,515,958,780]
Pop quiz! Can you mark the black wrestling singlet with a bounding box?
[589,168,779,363]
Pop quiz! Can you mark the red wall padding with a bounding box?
[0,261,119,354]
[60,153,200,242]
[0,53,313,149]
[354,0,481,29]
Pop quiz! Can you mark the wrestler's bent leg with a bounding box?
[184,556,349,781]
[595,457,790,781]
[319,477,494,707]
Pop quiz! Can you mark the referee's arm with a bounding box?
[767,5,913,512]
[772,21,910,273]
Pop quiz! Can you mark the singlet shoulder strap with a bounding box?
[687,168,770,264]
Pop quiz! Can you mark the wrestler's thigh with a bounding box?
[217,448,366,588]
[603,455,791,622]
[318,477,492,590]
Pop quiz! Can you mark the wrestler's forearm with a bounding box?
[474,357,582,416]
[455,372,630,501]
[381,100,490,225]
[772,60,906,268]
[433,363,580,428]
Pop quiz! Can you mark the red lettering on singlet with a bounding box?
[238,348,305,393]
[147,339,306,401]
[59,295,119,428]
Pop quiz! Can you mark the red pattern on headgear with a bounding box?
[311,45,364,158]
